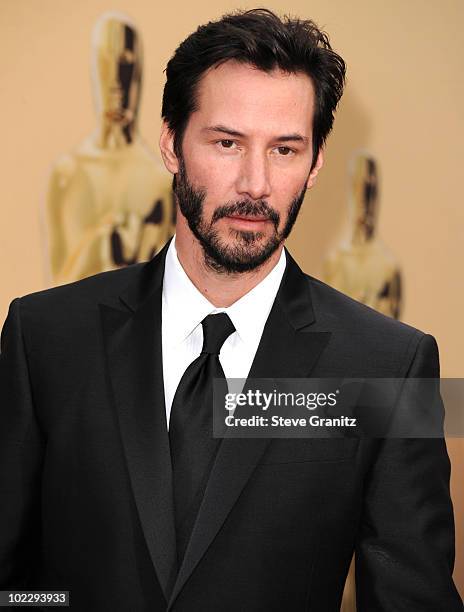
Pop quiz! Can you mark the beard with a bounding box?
[174,156,308,273]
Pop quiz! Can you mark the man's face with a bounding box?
[163,60,321,272]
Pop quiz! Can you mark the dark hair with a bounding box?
[161,8,346,170]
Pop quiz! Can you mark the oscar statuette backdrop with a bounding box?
[45,11,175,284]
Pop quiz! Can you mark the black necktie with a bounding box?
[169,312,236,566]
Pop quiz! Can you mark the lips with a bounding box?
[223,215,271,232]
[226,215,269,222]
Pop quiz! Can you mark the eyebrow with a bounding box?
[202,124,309,144]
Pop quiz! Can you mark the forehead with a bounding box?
[192,60,315,136]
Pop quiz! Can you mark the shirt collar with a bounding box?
[162,235,286,347]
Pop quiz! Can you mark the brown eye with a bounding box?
[277,146,292,156]
[220,140,235,148]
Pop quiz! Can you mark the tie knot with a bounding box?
[201,313,235,355]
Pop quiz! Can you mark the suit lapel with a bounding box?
[167,249,331,609]
[99,240,178,603]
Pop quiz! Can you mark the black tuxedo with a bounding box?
[1,240,462,611]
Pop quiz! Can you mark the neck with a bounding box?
[174,220,283,308]
[94,117,137,149]
[352,222,373,246]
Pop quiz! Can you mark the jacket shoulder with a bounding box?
[13,264,145,341]
[20,264,144,310]
[305,275,437,377]
[307,274,422,336]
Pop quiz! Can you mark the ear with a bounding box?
[159,120,180,174]
[306,148,324,189]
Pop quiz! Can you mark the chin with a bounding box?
[215,234,280,264]
[227,227,269,243]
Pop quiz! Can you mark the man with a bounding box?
[0,8,462,611]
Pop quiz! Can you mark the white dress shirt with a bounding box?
[161,236,286,429]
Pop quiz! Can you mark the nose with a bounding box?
[235,149,272,201]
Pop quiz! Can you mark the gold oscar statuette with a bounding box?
[45,11,174,284]
[323,152,402,319]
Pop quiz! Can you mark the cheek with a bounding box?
[280,170,309,204]
[270,161,308,189]
[272,178,303,206]
[188,154,237,203]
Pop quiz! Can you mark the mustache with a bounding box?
[211,201,280,228]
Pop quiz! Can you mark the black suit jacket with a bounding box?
[0,240,462,611]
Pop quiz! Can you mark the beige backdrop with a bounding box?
[1,0,463,598]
